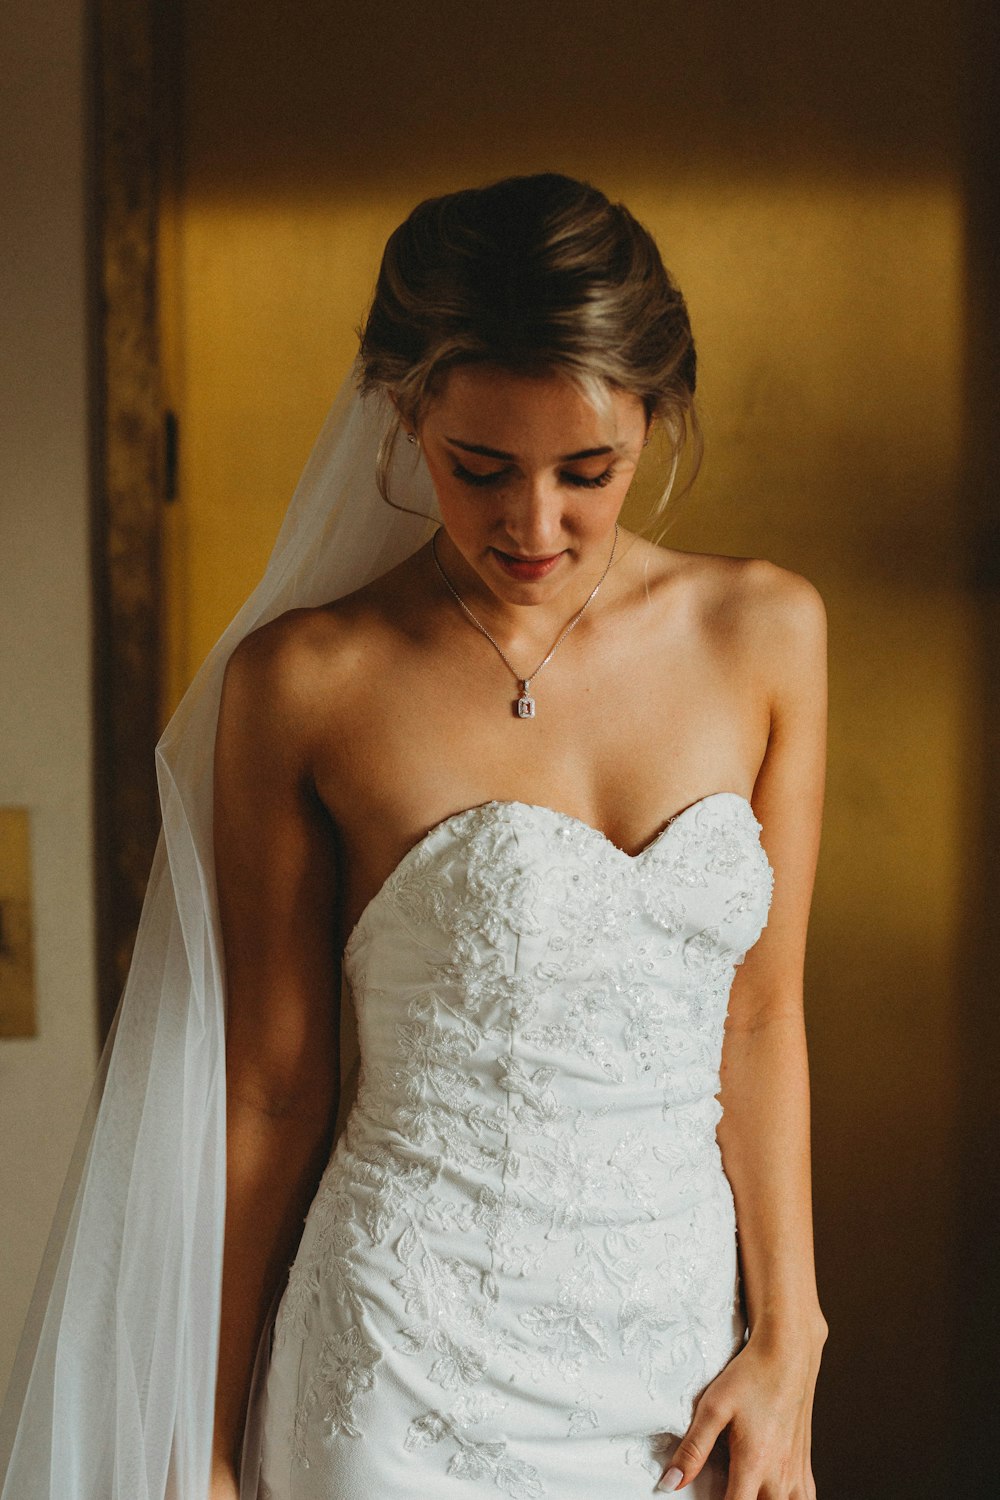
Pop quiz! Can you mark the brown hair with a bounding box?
[357,173,700,522]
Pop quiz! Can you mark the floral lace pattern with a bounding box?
[260,794,774,1497]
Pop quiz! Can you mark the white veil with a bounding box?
[0,359,439,1500]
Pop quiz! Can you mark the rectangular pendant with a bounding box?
[516,694,536,719]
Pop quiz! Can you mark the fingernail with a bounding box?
[656,1468,684,1493]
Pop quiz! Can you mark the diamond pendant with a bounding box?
[515,679,536,719]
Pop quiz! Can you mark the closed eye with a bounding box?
[565,468,618,489]
[451,463,619,490]
[451,463,510,487]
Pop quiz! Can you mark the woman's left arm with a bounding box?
[660,564,830,1498]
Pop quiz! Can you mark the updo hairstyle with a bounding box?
[357,173,700,524]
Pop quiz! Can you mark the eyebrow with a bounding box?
[444,437,616,462]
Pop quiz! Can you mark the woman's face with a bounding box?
[415,364,649,607]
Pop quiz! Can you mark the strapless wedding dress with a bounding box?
[257,792,774,1499]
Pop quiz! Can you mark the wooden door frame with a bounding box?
[91,0,168,1043]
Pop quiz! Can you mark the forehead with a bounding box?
[424,364,645,450]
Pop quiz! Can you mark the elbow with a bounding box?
[228,1072,339,1128]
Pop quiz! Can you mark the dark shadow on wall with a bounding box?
[177,0,960,199]
[957,3,999,1495]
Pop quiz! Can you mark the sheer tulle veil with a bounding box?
[0,359,439,1500]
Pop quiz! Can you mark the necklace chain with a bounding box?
[431,524,619,717]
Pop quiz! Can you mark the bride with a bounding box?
[1,173,827,1500]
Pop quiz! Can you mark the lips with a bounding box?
[491,547,564,581]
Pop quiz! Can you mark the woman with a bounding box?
[0,173,826,1500]
[212,175,828,1499]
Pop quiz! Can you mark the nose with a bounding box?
[498,474,569,556]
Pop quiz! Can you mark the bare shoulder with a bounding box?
[228,591,379,697]
[732,557,827,708]
[650,543,826,675]
[724,555,827,650]
[222,576,408,773]
[650,541,821,620]
[694,554,828,740]
[220,604,356,764]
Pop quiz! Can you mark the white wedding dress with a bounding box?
[257,791,774,1499]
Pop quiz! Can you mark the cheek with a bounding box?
[423,458,463,517]
[425,460,503,531]
[429,485,497,547]
[581,480,632,531]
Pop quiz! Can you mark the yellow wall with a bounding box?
[162,3,980,1491]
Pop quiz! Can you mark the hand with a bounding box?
[657,1317,828,1498]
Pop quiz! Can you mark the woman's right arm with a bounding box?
[210,618,342,1496]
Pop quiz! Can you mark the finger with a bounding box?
[656,1401,730,1491]
[723,1477,762,1500]
[721,1434,768,1500]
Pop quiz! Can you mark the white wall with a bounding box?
[0,0,97,1395]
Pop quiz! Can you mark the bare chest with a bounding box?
[312,623,768,945]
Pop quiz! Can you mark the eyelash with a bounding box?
[451,463,618,490]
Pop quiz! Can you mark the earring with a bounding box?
[406,431,418,446]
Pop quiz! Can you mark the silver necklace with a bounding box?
[431,523,619,719]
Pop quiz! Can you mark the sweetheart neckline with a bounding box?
[342,790,758,961]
